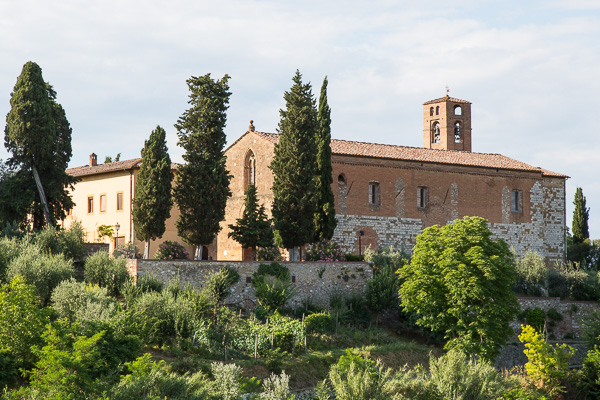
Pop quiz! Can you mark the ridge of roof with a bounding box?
[423,96,471,105]
[67,158,142,177]
[251,131,568,177]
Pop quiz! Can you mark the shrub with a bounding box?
[257,246,283,262]
[306,239,345,262]
[525,308,546,333]
[548,263,600,301]
[0,236,22,283]
[210,362,242,400]
[255,262,290,281]
[364,245,409,272]
[33,225,61,255]
[304,312,334,334]
[424,349,510,400]
[254,275,296,312]
[579,346,600,398]
[137,274,163,293]
[113,242,139,259]
[111,353,209,400]
[51,279,119,324]
[0,276,48,367]
[154,240,189,260]
[583,309,600,347]
[260,371,294,400]
[7,245,75,305]
[328,350,396,400]
[84,251,130,296]
[57,221,86,262]
[519,324,576,397]
[205,267,240,304]
[514,251,548,296]
[365,265,400,322]
[344,254,362,262]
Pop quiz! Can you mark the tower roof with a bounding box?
[423,96,471,105]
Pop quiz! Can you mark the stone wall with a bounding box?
[514,297,599,339]
[84,242,109,257]
[127,259,372,309]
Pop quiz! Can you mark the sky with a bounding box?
[0,0,599,238]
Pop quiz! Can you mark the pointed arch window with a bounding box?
[454,122,462,143]
[244,150,255,189]
[432,122,440,143]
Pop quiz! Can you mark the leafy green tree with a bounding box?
[4,62,76,229]
[314,76,337,242]
[132,125,173,259]
[173,73,232,260]
[365,265,400,325]
[398,216,520,361]
[0,276,48,367]
[573,187,590,244]
[228,184,274,260]
[270,70,318,260]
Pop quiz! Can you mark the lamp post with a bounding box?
[114,222,120,248]
[358,230,364,260]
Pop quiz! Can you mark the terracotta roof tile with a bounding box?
[423,96,471,105]
[252,131,568,178]
[67,159,180,177]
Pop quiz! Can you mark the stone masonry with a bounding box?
[127,259,372,309]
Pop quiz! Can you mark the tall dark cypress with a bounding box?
[132,125,173,258]
[270,70,318,260]
[173,74,232,259]
[572,187,590,244]
[314,76,337,241]
[4,62,77,229]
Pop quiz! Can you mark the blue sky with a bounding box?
[1,0,599,238]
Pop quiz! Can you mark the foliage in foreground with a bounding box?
[399,216,520,361]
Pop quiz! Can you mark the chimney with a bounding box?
[89,153,97,167]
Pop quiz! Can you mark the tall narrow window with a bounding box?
[99,194,107,213]
[429,107,434,116]
[454,105,462,115]
[87,196,94,214]
[435,106,440,115]
[454,122,462,143]
[511,190,522,212]
[244,150,255,189]
[432,122,440,143]
[116,192,124,211]
[368,182,380,207]
[417,186,428,209]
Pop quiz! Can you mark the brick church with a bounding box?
[218,95,567,263]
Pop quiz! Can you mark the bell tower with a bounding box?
[423,95,472,152]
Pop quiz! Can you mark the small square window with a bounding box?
[511,190,522,212]
[87,196,94,214]
[417,186,429,209]
[368,182,380,207]
[99,194,107,213]
[116,192,124,211]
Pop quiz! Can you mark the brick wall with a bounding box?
[127,259,372,309]
[219,131,566,263]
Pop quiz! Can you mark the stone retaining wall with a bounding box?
[127,259,372,309]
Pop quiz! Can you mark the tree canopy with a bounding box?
[228,184,274,261]
[398,216,519,361]
[3,62,76,229]
[314,76,337,242]
[270,70,318,258]
[173,73,232,259]
[132,125,173,259]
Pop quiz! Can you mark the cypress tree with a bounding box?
[572,187,590,244]
[270,70,318,260]
[314,76,337,242]
[132,125,173,259]
[173,73,232,259]
[228,184,274,261]
[4,62,77,229]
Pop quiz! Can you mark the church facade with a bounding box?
[218,95,567,263]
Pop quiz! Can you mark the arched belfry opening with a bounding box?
[422,95,472,151]
[244,150,255,189]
